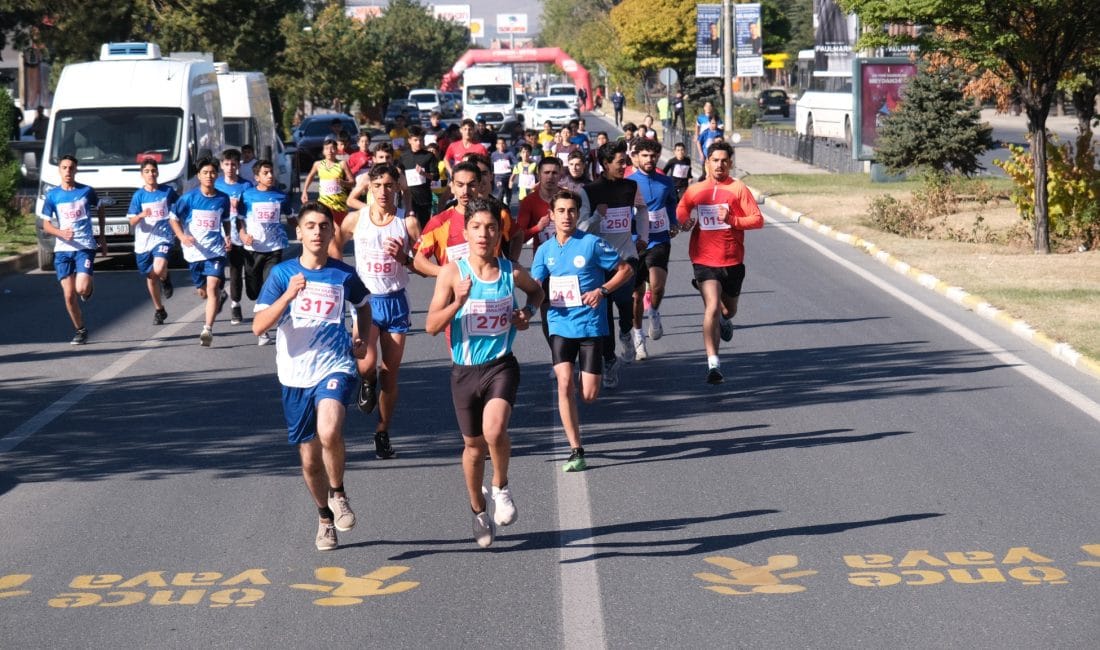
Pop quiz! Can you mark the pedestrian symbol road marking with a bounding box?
[290,566,419,606]
[695,555,817,595]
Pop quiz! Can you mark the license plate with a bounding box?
[92,224,130,236]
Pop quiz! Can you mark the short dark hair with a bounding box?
[461,118,476,129]
[707,141,734,159]
[368,163,400,181]
[60,154,78,165]
[253,159,274,174]
[633,138,662,156]
[451,161,482,183]
[597,140,627,167]
[196,157,218,172]
[622,122,637,132]
[551,189,581,211]
[299,201,333,222]
[537,155,562,172]
[221,148,241,162]
[567,149,587,162]
[464,197,501,225]
[371,142,394,156]
[241,143,254,152]
[408,125,425,138]
[140,157,159,170]
[518,142,533,153]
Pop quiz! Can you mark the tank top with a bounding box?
[353,208,410,295]
[450,257,516,366]
[316,160,348,212]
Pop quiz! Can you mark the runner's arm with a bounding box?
[425,262,463,334]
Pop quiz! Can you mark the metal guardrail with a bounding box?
[751,126,864,174]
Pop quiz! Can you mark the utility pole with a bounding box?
[722,0,733,132]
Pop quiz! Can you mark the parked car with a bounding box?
[292,113,359,167]
[408,89,445,123]
[443,91,462,118]
[547,83,579,110]
[758,89,790,118]
[524,97,578,129]
[384,99,417,129]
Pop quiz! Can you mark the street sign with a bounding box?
[658,67,679,87]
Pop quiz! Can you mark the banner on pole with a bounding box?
[695,5,722,78]
[734,3,763,77]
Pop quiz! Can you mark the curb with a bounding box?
[749,187,1100,383]
[0,249,37,278]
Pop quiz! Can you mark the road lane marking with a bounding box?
[765,214,1100,425]
[0,302,207,453]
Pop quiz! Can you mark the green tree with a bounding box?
[843,0,1100,253]
[874,62,993,176]
[365,0,470,100]
[610,0,697,71]
[0,94,23,231]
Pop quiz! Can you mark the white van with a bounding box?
[216,65,294,191]
[36,42,224,270]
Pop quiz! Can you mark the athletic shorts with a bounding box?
[189,257,226,287]
[135,243,171,276]
[243,249,283,301]
[281,372,356,445]
[370,289,411,333]
[635,242,671,287]
[550,335,603,375]
[450,354,520,438]
[692,263,746,298]
[54,249,95,281]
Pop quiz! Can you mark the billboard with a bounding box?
[813,0,859,76]
[734,3,763,77]
[852,58,917,159]
[496,13,528,34]
[695,4,722,78]
[433,4,471,28]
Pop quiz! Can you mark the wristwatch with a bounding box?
[521,305,535,317]
[599,286,610,297]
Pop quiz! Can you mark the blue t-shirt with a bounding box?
[40,184,100,253]
[699,126,723,154]
[256,257,370,388]
[628,170,678,248]
[170,188,231,263]
[450,258,517,366]
[569,133,590,153]
[239,186,289,253]
[127,185,179,253]
[216,176,253,246]
[529,230,621,339]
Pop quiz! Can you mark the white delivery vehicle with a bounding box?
[215,65,294,191]
[407,88,446,123]
[794,49,855,144]
[462,65,516,128]
[36,42,224,270]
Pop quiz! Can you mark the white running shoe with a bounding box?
[327,493,356,531]
[257,332,273,346]
[489,485,517,526]
[199,327,213,347]
[649,310,663,340]
[473,510,495,548]
[633,330,648,361]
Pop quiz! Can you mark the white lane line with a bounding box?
[767,214,1100,424]
[0,302,207,453]
[553,394,608,650]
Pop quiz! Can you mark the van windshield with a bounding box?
[49,108,184,166]
[549,87,576,97]
[409,93,438,105]
[466,85,511,105]
[224,118,253,148]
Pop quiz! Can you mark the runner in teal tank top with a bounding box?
[426,198,544,548]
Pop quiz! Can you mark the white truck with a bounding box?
[36,42,224,270]
[462,65,516,128]
[215,65,294,191]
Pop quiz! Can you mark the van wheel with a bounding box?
[37,242,55,271]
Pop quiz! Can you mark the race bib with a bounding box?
[601,206,632,234]
[446,241,469,262]
[519,173,535,189]
[557,153,570,165]
[405,168,425,186]
[672,164,690,179]
[56,200,88,229]
[292,282,344,324]
[319,179,342,196]
[362,249,399,279]
[464,297,512,336]
[697,204,729,231]
[493,159,512,175]
[190,208,221,234]
[649,207,669,232]
[251,201,280,224]
[548,275,582,308]
[424,134,438,145]
[142,199,168,222]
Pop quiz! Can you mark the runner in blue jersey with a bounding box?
[126,158,178,326]
[426,198,544,548]
[38,154,106,344]
[530,189,634,472]
[215,149,253,326]
[238,159,290,345]
[627,138,680,360]
[252,201,372,552]
[169,157,232,346]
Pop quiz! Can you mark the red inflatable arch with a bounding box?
[441,48,593,110]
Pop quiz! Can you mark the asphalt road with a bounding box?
[4,149,1100,648]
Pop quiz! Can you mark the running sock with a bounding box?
[319,506,334,520]
[632,327,643,338]
[707,355,720,369]
[572,447,585,457]
[231,300,240,308]
[330,485,344,495]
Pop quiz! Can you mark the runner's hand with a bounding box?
[454,276,472,305]
[284,272,306,301]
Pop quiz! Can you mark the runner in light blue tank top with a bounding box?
[450,256,517,365]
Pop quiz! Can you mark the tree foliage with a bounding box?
[364,0,470,100]
[610,0,697,71]
[874,62,993,176]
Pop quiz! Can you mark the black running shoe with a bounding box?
[216,290,228,315]
[230,305,242,325]
[706,367,724,385]
[357,380,377,414]
[154,308,167,325]
[70,328,88,345]
[162,274,174,299]
[374,431,396,459]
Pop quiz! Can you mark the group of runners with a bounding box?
[37,111,762,551]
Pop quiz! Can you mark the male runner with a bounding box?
[675,142,764,384]
[253,202,371,551]
[530,190,634,471]
[413,162,507,277]
[126,158,178,325]
[39,154,106,344]
[425,198,544,547]
[239,144,257,182]
[627,138,680,359]
[169,158,232,346]
[239,159,291,345]
[662,142,693,200]
[395,125,438,228]
[443,119,488,175]
[578,141,649,387]
[216,148,253,325]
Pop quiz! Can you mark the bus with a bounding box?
[794,49,854,144]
